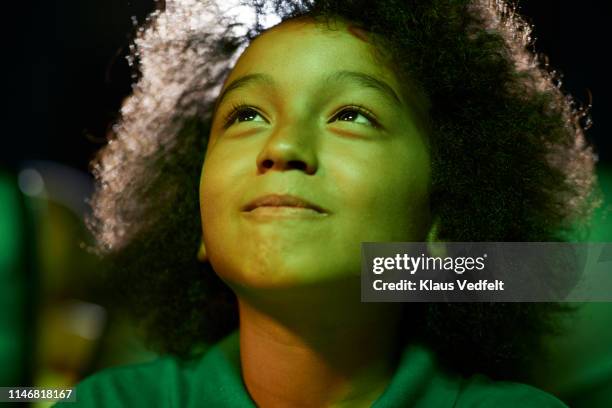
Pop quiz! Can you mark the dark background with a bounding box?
[2,0,610,171]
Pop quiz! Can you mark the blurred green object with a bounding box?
[0,170,36,388]
[530,163,612,408]
[589,164,612,242]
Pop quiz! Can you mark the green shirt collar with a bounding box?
[192,330,461,407]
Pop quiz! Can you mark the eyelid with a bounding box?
[330,103,381,128]
[221,100,268,128]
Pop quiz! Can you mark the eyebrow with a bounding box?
[212,70,403,115]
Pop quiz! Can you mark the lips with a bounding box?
[242,194,327,213]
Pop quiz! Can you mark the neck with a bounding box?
[236,284,404,407]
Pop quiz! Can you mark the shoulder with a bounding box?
[53,356,193,408]
[454,374,567,408]
[52,331,245,408]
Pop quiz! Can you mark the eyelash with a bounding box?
[222,101,263,128]
[221,101,381,129]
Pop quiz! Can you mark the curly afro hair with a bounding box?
[87,0,601,380]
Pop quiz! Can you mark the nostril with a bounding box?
[259,159,309,172]
[288,160,307,171]
[261,159,274,169]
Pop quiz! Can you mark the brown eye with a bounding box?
[223,105,267,128]
[330,106,379,128]
[235,108,260,122]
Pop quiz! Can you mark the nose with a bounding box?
[256,124,318,175]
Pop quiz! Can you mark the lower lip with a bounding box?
[242,206,328,219]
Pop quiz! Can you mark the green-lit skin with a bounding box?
[200,18,431,292]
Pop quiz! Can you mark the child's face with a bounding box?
[200,18,431,289]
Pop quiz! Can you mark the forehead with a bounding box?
[223,18,401,93]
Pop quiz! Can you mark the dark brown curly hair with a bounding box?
[87,0,600,380]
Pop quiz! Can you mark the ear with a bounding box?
[197,237,208,262]
[425,215,447,258]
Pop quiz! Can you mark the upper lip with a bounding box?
[242,194,327,213]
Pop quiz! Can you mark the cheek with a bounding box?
[199,144,260,274]
[386,145,431,234]
[199,165,239,280]
[199,153,236,243]
[199,160,219,229]
[333,141,430,240]
[199,144,248,214]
